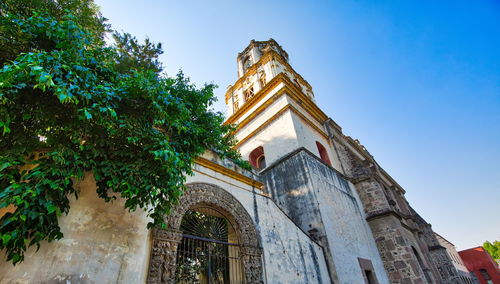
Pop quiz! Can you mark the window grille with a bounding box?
[175,208,244,284]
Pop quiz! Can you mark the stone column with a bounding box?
[241,246,265,284]
[147,229,183,284]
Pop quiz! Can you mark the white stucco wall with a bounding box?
[261,150,389,284]
[0,158,331,284]
[290,111,344,173]
[238,110,300,166]
[305,157,389,284]
[189,162,331,284]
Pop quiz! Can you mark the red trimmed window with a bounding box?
[316,141,332,166]
[249,146,266,169]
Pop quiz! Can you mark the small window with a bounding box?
[479,269,492,281]
[243,56,252,71]
[258,70,266,88]
[365,270,376,284]
[257,155,266,169]
[244,86,255,101]
[249,146,266,170]
[358,258,379,284]
[316,141,332,166]
[233,97,239,111]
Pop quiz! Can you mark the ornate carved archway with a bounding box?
[147,183,264,284]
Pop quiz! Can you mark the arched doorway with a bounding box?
[147,183,263,284]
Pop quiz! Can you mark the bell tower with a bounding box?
[225,39,342,172]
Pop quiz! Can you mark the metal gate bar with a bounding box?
[175,234,244,284]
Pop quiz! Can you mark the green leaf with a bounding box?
[2,234,11,245]
[84,109,92,119]
[47,205,57,214]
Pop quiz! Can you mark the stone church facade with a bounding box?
[0,40,464,284]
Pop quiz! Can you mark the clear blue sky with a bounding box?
[95,0,500,250]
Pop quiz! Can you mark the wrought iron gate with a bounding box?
[175,208,244,284]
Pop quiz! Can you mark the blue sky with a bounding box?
[95,0,500,250]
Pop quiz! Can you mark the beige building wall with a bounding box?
[0,152,331,284]
[0,172,152,284]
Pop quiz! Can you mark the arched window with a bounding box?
[176,207,243,283]
[257,155,266,169]
[249,146,266,170]
[243,56,252,71]
[147,183,264,283]
[316,141,332,166]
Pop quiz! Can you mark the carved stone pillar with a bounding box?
[147,229,183,284]
[241,246,264,284]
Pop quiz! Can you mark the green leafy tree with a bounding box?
[0,0,108,64]
[0,2,245,265]
[483,240,500,262]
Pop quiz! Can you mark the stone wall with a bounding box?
[261,148,389,284]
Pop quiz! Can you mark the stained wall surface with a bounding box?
[188,155,331,284]
[261,148,390,284]
[0,173,152,284]
[0,154,331,284]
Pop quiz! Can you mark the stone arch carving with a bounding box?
[147,183,264,284]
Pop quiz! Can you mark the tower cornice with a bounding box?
[225,49,312,104]
[224,72,327,126]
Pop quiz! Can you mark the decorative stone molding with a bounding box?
[147,183,264,284]
[147,229,183,284]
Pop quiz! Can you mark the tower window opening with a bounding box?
[316,141,332,166]
[294,78,301,89]
[358,258,379,284]
[243,56,252,71]
[233,97,240,112]
[244,86,255,102]
[249,146,266,170]
[257,155,266,169]
[259,70,266,88]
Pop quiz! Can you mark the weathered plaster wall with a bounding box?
[0,154,331,284]
[304,151,390,284]
[189,157,331,284]
[0,173,152,284]
[261,148,389,284]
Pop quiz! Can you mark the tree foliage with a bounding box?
[483,240,500,262]
[0,0,108,64]
[0,1,245,265]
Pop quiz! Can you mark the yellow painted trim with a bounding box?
[225,73,328,126]
[192,169,270,198]
[290,106,329,140]
[194,157,264,190]
[235,104,329,148]
[235,105,292,147]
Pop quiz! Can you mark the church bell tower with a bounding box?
[225,39,342,172]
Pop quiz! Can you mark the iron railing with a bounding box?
[175,234,244,284]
